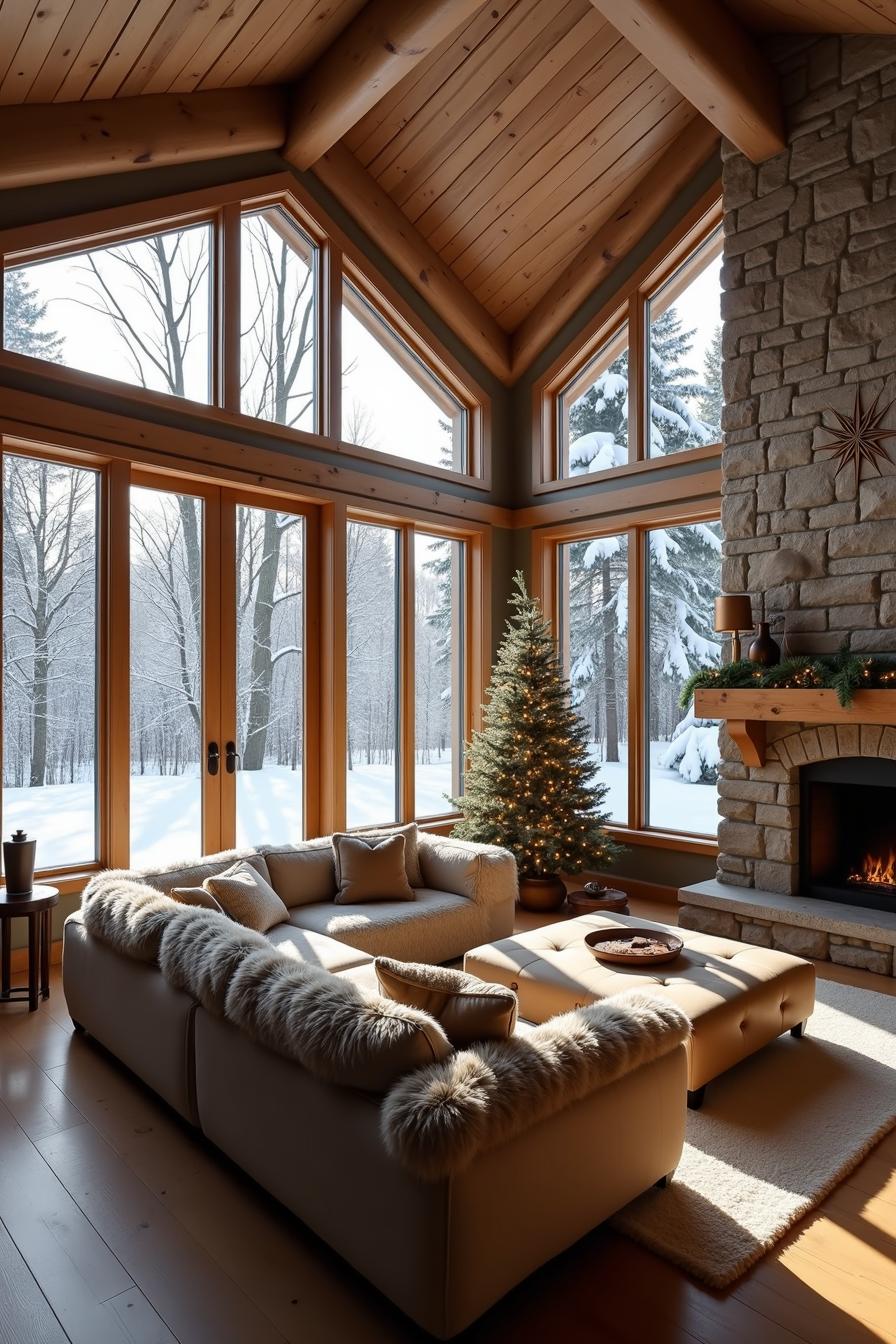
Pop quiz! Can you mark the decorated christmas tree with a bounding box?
[452,572,621,878]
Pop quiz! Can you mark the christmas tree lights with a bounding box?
[451,572,621,878]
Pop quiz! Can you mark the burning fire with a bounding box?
[848,850,896,889]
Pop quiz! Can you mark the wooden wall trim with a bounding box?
[0,388,513,527]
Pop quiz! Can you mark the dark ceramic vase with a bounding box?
[3,829,36,895]
[748,621,781,667]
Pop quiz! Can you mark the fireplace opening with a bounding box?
[801,757,896,912]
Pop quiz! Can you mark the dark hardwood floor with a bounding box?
[0,899,894,1344]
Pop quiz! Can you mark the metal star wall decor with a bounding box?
[815,386,896,490]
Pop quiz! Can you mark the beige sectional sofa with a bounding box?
[63,831,690,1338]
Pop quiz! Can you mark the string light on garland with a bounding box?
[680,646,896,711]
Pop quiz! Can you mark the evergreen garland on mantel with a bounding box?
[680,648,896,711]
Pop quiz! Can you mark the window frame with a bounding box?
[532,188,723,495]
[0,429,487,893]
[534,502,721,858]
[343,506,477,832]
[0,174,490,492]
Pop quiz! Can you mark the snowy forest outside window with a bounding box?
[347,521,400,827]
[4,224,213,403]
[236,506,305,848]
[559,327,629,478]
[562,534,628,824]
[2,455,99,869]
[130,484,205,868]
[646,521,722,835]
[240,209,317,433]
[547,218,723,483]
[341,279,466,470]
[646,227,723,457]
[415,534,464,818]
[558,517,722,839]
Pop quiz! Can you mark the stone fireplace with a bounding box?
[679,34,896,976]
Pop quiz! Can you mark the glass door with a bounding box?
[129,478,221,867]
[230,499,307,847]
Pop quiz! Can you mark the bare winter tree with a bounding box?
[3,458,95,788]
[75,219,312,774]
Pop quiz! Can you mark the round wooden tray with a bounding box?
[584,927,684,966]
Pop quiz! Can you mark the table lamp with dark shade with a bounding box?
[714,593,754,662]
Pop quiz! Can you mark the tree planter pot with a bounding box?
[517,876,566,912]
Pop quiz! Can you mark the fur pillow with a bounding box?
[381,990,691,1180]
[203,860,289,933]
[332,822,423,888]
[172,886,224,914]
[375,957,518,1047]
[224,949,452,1092]
[333,834,415,904]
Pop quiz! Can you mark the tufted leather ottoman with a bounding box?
[464,912,816,1107]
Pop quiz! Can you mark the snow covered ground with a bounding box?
[2,745,716,870]
[590,742,718,835]
[2,759,457,869]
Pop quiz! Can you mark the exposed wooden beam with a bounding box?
[284,0,486,170]
[312,142,512,384]
[0,87,287,190]
[510,117,721,381]
[587,0,785,163]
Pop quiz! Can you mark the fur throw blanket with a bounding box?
[381,991,691,1180]
[80,875,182,963]
[224,950,452,1092]
[158,908,269,1015]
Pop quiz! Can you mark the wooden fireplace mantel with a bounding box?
[694,688,896,767]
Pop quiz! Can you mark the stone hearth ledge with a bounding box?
[679,879,896,977]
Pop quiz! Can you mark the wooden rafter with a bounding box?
[284,0,487,170]
[312,142,513,384]
[0,87,288,190]
[511,116,721,380]
[587,0,786,163]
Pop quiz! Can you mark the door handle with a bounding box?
[207,742,220,776]
[225,741,240,774]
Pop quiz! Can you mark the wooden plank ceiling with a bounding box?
[344,1,693,332]
[0,0,367,104]
[0,0,889,378]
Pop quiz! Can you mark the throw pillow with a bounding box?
[172,886,224,914]
[331,821,423,888]
[203,860,290,933]
[333,834,415,904]
[374,957,518,1047]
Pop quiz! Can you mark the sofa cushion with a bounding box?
[130,848,272,897]
[224,948,453,1092]
[262,841,336,908]
[333,834,415,905]
[332,822,423,888]
[375,957,518,1047]
[204,860,290,933]
[289,888,484,964]
[266,921,373,973]
[172,885,224,913]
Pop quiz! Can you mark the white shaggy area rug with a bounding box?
[612,978,896,1287]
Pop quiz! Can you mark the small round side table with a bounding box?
[0,886,59,1012]
[566,887,630,917]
